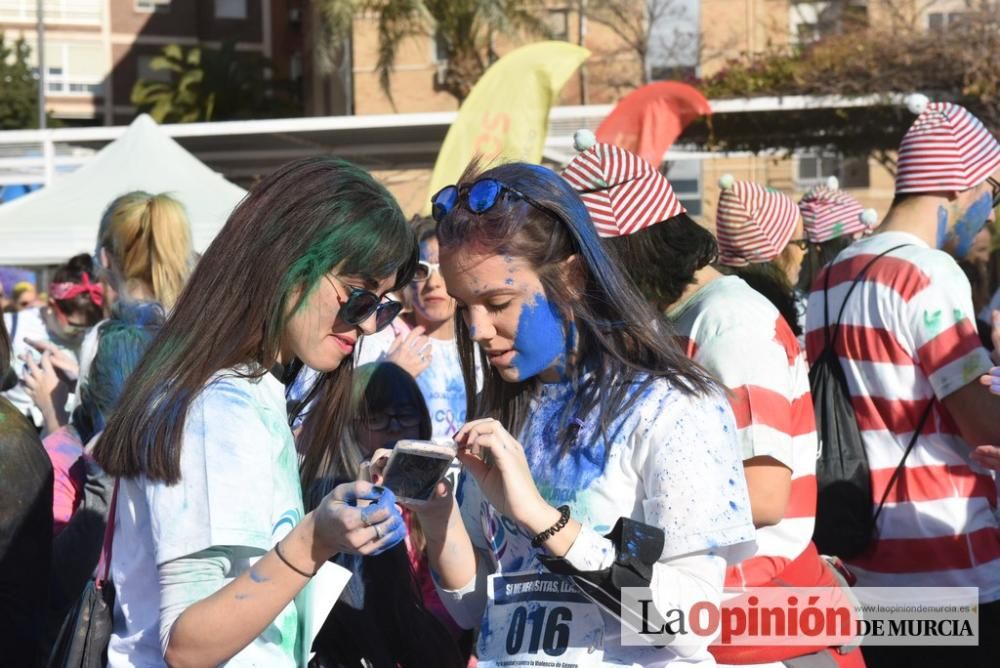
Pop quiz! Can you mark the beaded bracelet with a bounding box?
[274,540,317,578]
[531,505,571,548]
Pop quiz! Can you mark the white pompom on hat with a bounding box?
[573,129,597,152]
[905,93,930,115]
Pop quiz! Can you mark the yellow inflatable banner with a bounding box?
[423,41,590,213]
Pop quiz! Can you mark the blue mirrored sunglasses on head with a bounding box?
[431,178,560,223]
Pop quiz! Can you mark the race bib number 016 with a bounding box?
[478,571,605,667]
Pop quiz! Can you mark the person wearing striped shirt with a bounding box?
[805,96,1000,668]
[563,133,862,668]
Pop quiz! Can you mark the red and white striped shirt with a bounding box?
[671,276,819,587]
[805,231,1000,600]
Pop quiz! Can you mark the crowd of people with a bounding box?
[1,94,999,668]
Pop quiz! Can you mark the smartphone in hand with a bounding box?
[381,439,457,505]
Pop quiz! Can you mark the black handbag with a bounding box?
[47,480,119,668]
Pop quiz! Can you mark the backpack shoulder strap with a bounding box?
[872,398,935,528]
[96,478,120,587]
[821,244,910,350]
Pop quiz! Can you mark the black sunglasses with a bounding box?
[329,276,401,332]
[988,177,1000,209]
[431,178,561,224]
[358,410,422,432]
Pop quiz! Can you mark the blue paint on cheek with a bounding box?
[468,325,476,338]
[936,206,949,249]
[953,193,993,257]
[510,293,567,381]
[504,278,514,286]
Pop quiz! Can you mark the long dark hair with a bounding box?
[438,161,716,454]
[726,261,803,337]
[94,157,418,485]
[602,212,719,309]
[0,310,11,389]
[797,236,854,295]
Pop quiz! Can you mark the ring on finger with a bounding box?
[373,523,383,540]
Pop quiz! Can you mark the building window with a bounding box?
[796,152,870,189]
[432,29,449,64]
[135,0,171,14]
[26,40,105,96]
[928,12,966,32]
[665,160,702,217]
[790,1,867,45]
[545,8,570,41]
[0,0,102,23]
[215,0,247,19]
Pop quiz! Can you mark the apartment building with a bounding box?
[698,0,981,225]
[0,0,302,125]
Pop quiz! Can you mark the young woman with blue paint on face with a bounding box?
[92,158,417,667]
[410,161,756,667]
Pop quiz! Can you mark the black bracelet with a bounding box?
[531,505,572,548]
[274,540,316,578]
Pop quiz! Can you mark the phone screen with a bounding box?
[383,451,453,502]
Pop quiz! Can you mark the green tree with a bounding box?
[315,0,549,106]
[690,0,1000,174]
[0,34,40,130]
[132,41,300,123]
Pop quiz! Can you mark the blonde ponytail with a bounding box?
[99,191,193,309]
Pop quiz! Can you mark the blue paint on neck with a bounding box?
[953,192,993,257]
[936,205,949,249]
[511,293,569,381]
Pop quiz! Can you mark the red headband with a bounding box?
[49,272,104,308]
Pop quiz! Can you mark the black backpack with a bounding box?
[809,244,933,559]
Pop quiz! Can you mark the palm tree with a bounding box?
[132,42,299,123]
[314,0,550,106]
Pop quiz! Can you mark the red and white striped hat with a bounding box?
[799,176,878,243]
[895,94,1000,194]
[560,129,685,237]
[716,175,800,266]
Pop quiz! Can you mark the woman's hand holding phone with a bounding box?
[311,480,406,558]
[362,446,457,541]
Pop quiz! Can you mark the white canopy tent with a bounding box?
[0,114,247,266]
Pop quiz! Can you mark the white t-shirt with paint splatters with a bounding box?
[416,337,483,438]
[109,369,308,667]
[453,376,757,667]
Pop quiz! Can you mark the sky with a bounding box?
[648,0,701,68]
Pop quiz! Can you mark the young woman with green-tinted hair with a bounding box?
[93,157,419,667]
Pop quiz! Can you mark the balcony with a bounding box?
[0,0,102,25]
